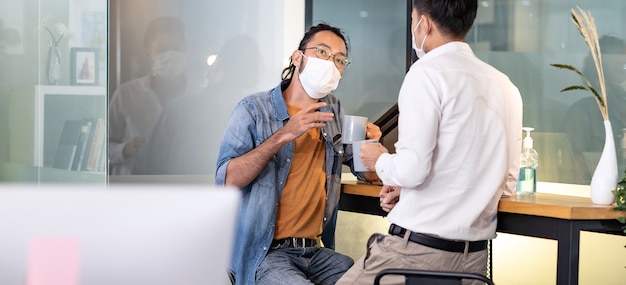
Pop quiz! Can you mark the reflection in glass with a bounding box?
[0,0,107,183]
[109,0,281,180]
[108,16,198,175]
[132,35,262,175]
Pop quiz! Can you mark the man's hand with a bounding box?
[276,102,334,143]
[379,185,400,212]
[123,136,145,159]
[359,141,389,171]
[366,122,382,141]
[224,102,332,188]
[354,122,382,182]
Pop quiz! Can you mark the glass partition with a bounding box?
[4,0,624,186]
[468,0,626,185]
[0,0,108,183]
[313,0,626,186]
[107,0,410,183]
[107,0,306,183]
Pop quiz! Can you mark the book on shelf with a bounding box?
[52,120,84,170]
[52,117,105,172]
[85,118,105,172]
[96,137,107,173]
[71,119,93,171]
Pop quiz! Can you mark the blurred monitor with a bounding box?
[0,184,239,285]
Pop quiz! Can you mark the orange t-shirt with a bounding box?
[274,105,327,240]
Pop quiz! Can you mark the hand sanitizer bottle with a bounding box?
[517,127,538,194]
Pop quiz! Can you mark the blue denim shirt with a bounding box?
[216,83,358,285]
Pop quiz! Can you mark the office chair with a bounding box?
[374,268,495,285]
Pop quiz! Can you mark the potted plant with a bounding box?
[612,172,626,266]
[613,172,626,234]
[550,6,618,205]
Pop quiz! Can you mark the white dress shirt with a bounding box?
[376,42,523,241]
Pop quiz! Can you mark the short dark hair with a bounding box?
[413,0,477,39]
[143,16,185,48]
[281,23,350,83]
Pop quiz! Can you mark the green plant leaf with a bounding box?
[560,85,588,92]
[550,63,606,108]
[550,63,578,71]
[587,86,605,107]
[549,63,589,82]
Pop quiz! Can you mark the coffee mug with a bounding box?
[342,115,368,144]
[352,139,378,172]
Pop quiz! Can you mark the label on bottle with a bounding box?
[516,166,537,194]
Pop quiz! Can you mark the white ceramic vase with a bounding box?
[590,120,618,205]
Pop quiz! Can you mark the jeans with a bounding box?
[256,246,354,285]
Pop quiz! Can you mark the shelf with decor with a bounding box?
[32,85,107,177]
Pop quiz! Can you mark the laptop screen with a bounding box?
[0,184,240,285]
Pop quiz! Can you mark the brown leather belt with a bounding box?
[271,237,318,249]
[389,224,488,253]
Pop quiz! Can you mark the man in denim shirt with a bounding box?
[216,23,381,285]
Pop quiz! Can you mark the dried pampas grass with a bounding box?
[550,6,608,121]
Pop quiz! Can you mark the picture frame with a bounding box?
[70,47,99,86]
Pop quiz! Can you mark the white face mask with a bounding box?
[151,51,187,79]
[298,52,342,99]
[411,18,428,58]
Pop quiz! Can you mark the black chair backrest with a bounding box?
[374,269,495,285]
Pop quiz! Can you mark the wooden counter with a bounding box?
[499,193,623,220]
[340,181,623,220]
[339,181,626,285]
[341,180,380,197]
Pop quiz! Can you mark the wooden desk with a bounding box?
[339,182,626,285]
[339,181,387,216]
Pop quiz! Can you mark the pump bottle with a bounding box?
[517,127,538,194]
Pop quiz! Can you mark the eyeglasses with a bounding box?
[302,46,350,69]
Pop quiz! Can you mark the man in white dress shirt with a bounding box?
[337,0,523,284]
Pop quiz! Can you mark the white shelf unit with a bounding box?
[33,85,106,168]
